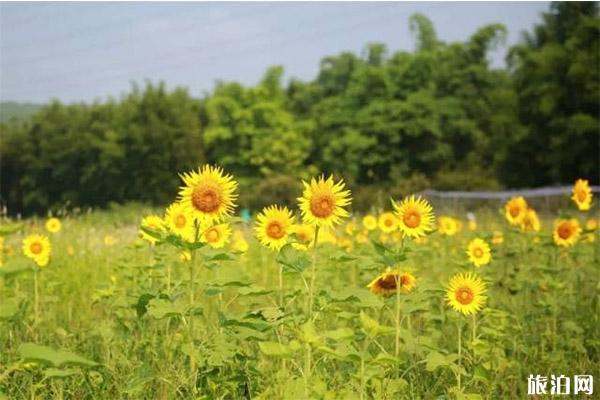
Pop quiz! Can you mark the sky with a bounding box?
[0,2,550,104]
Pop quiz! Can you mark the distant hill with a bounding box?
[0,102,44,123]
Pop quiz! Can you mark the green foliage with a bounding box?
[1,4,598,216]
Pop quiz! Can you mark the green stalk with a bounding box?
[33,269,39,326]
[304,225,320,397]
[457,322,462,392]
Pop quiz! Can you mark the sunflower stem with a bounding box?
[278,263,284,308]
[304,225,320,397]
[187,222,200,393]
[457,322,462,392]
[33,268,39,326]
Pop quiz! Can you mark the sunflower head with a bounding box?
[165,201,195,242]
[179,165,238,224]
[45,218,61,234]
[504,197,528,225]
[445,272,487,316]
[298,175,351,227]
[362,215,378,231]
[255,205,295,251]
[553,219,581,247]
[104,235,116,246]
[438,216,459,236]
[22,234,51,267]
[572,179,593,211]
[586,218,598,231]
[200,223,231,248]
[392,195,435,238]
[520,208,541,232]
[466,238,492,267]
[140,215,166,244]
[378,212,398,233]
[492,230,504,245]
[367,268,416,296]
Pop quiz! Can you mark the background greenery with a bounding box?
[1,2,598,215]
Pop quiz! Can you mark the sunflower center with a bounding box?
[192,185,221,213]
[30,242,43,255]
[577,190,587,202]
[509,205,520,218]
[175,214,187,229]
[455,286,474,305]
[385,218,393,227]
[399,274,410,287]
[403,210,421,229]
[266,221,285,239]
[474,248,483,258]
[558,223,572,239]
[310,194,335,218]
[379,275,397,290]
[205,228,220,242]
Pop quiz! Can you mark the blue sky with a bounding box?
[1,2,549,104]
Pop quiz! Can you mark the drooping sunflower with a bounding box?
[572,179,593,211]
[255,205,295,251]
[392,195,435,238]
[45,217,61,234]
[22,234,51,267]
[164,201,195,242]
[367,268,416,296]
[298,175,351,227]
[504,197,528,226]
[520,208,541,232]
[179,165,238,224]
[466,238,492,267]
[553,219,581,247]
[140,215,166,244]
[378,212,398,233]
[438,216,459,236]
[200,223,231,248]
[362,215,378,231]
[445,273,487,316]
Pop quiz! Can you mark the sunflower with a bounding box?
[291,224,314,250]
[200,223,231,248]
[466,238,492,267]
[392,196,435,238]
[179,165,238,224]
[553,219,581,247]
[104,235,116,246]
[378,212,398,233]
[492,230,504,245]
[586,218,598,231]
[367,268,416,296]
[255,205,294,250]
[45,217,61,233]
[298,175,351,227]
[22,234,51,267]
[445,273,487,316]
[355,231,369,244]
[438,216,459,236]
[232,237,249,252]
[572,179,593,211]
[165,202,195,242]
[504,197,528,226]
[140,215,165,244]
[362,215,378,231]
[345,221,357,236]
[520,208,541,232]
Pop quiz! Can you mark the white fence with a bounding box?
[420,185,600,200]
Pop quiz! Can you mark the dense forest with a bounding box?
[1,2,598,215]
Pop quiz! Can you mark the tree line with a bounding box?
[1,2,598,215]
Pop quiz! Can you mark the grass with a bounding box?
[0,204,598,399]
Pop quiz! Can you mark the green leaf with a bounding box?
[276,244,311,273]
[18,343,98,368]
[425,351,450,371]
[0,260,33,277]
[0,296,22,319]
[43,368,78,379]
[323,328,355,341]
[360,311,394,337]
[146,298,188,319]
[0,222,23,236]
[258,341,299,358]
[299,321,321,344]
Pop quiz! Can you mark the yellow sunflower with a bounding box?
[298,175,351,227]
[345,221,357,236]
[378,212,398,233]
[504,197,528,226]
[22,234,51,267]
[255,205,295,251]
[164,201,195,242]
[355,231,369,244]
[492,230,504,245]
[362,215,378,231]
[392,195,435,238]
[45,217,61,233]
[367,268,416,296]
[178,165,238,224]
[553,219,581,247]
[520,208,541,232]
[438,216,459,236]
[585,218,598,231]
[572,179,593,211]
[445,273,487,316]
[291,224,314,250]
[200,223,231,248]
[140,215,165,244]
[466,238,492,267]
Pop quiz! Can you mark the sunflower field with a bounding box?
[0,166,598,399]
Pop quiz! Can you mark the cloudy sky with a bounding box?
[1,2,549,103]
